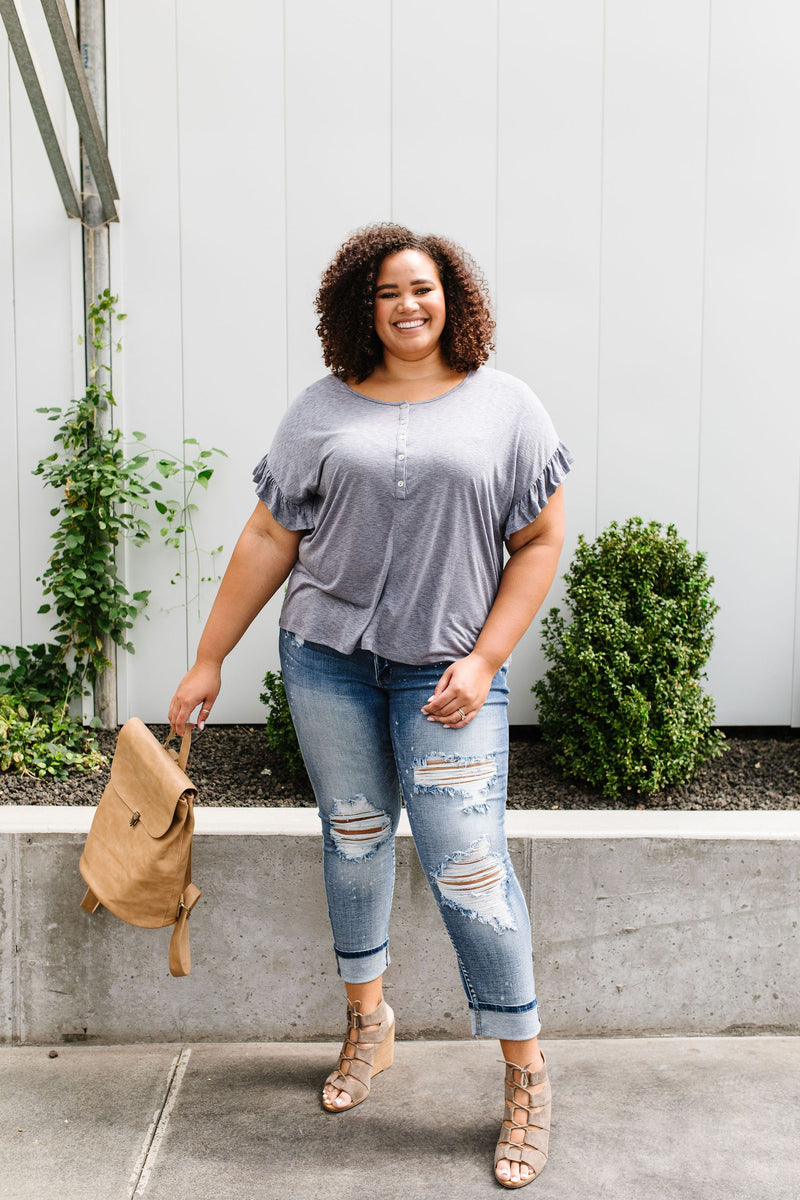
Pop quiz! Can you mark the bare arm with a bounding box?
[422,486,565,726]
[169,502,302,733]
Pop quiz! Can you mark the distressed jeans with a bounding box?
[279,629,541,1040]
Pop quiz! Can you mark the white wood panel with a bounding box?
[284,0,392,401]
[699,0,800,725]
[109,0,186,723]
[496,0,604,723]
[3,0,800,728]
[794,493,800,726]
[0,43,21,648]
[392,0,497,292]
[177,0,287,723]
[9,3,81,653]
[596,0,709,538]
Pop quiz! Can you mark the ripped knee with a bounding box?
[329,795,392,861]
[412,753,497,810]
[433,836,517,931]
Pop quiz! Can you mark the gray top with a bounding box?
[253,366,573,665]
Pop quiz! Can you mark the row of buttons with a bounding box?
[397,403,409,495]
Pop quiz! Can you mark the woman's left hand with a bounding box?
[421,653,497,728]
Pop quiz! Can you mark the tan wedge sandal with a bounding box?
[494,1054,551,1188]
[322,998,395,1113]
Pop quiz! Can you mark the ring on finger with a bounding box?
[456,707,466,721]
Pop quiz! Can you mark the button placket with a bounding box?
[395,403,409,499]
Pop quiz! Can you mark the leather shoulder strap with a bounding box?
[163,726,192,772]
[168,883,202,977]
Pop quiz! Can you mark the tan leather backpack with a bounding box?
[79,718,201,976]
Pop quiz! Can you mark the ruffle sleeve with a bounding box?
[503,441,574,538]
[252,454,316,531]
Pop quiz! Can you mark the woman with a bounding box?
[169,223,573,1188]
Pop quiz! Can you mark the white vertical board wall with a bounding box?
[284,0,392,399]
[108,0,187,721]
[0,41,20,647]
[596,0,709,538]
[176,0,287,722]
[496,0,604,709]
[1,2,81,661]
[1,1,799,726]
[699,1,800,724]
[109,0,291,725]
[13,5,81,652]
[392,0,498,290]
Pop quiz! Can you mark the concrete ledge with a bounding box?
[2,806,799,1045]
[4,804,799,838]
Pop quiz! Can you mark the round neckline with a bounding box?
[338,371,472,407]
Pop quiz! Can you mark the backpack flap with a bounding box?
[108,718,197,836]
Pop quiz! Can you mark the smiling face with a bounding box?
[373,249,447,365]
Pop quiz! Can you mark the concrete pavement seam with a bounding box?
[127,1045,191,1198]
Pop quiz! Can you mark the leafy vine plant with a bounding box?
[131,433,225,604]
[0,291,224,775]
[34,289,226,693]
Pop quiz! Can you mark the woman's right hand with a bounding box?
[168,660,222,735]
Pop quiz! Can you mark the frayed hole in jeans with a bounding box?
[412,753,496,803]
[330,795,392,861]
[434,836,517,931]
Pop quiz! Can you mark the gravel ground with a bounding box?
[1,724,798,810]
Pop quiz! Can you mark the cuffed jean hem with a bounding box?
[469,1000,542,1041]
[334,941,391,984]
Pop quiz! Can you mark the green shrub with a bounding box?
[533,517,725,797]
[0,645,105,777]
[259,670,306,775]
[0,642,73,706]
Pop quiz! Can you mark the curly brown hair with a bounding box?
[315,223,495,382]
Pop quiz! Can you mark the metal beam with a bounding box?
[0,0,81,218]
[77,0,117,728]
[40,0,118,225]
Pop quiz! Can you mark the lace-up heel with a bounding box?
[322,998,395,1112]
[494,1054,551,1188]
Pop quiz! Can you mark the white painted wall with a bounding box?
[1,0,799,727]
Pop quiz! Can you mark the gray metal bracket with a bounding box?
[0,0,119,223]
[40,0,118,222]
[0,0,81,217]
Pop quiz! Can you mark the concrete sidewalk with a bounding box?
[1,1036,797,1200]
